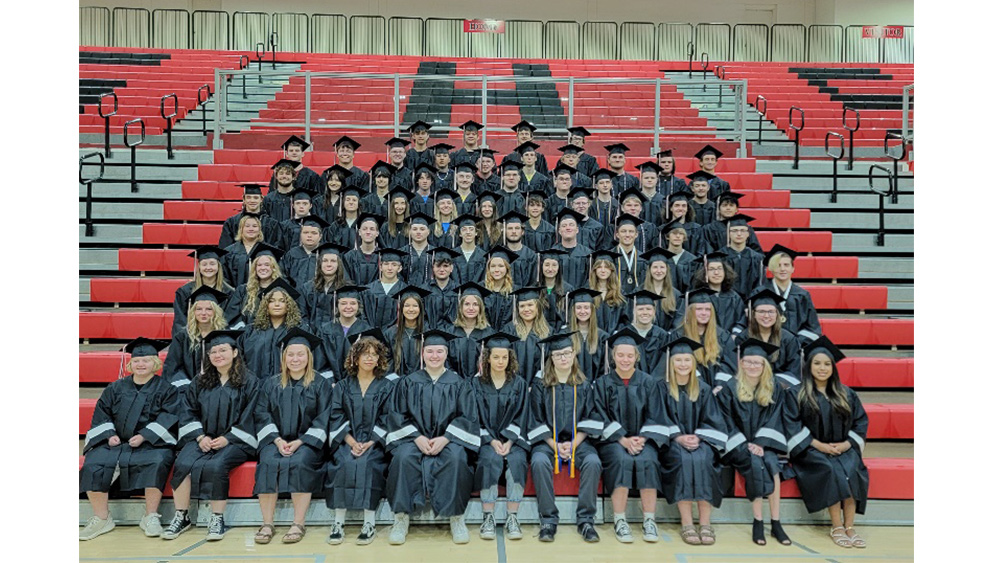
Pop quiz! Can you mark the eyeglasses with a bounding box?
[551,350,574,359]
[741,359,765,367]
[755,310,778,316]
[706,266,724,273]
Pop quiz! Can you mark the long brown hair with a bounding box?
[642,263,677,313]
[747,306,785,364]
[541,346,586,387]
[393,296,425,373]
[589,258,626,307]
[197,345,247,389]
[681,302,721,365]
[514,299,550,340]
[569,302,600,355]
[479,346,519,384]
[798,350,852,417]
[312,253,351,293]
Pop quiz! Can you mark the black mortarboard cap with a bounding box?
[460,120,484,131]
[271,158,298,171]
[727,213,756,228]
[514,141,541,155]
[395,284,431,301]
[718,191,746,204]
[802,335,845,363]
[278,327,322,351]
[414,163,437,178]
[322,164,354,179]
[555,207,585,225]
[282,135,310,150]
[661,217,687,233]
[656,148,674,158]
[686,287,717,304]
[640,247,675,263]
[748,288,785,310]
[499,210,528,224]
[695,144,724,160]
[608,327,646,349]
[686,170,716,183]
[499,158,524,172]
[765,243,799,263]
[457,281,489,299]
[454,162,478,175]
[124,337,169,358]
[349,327,391,348]
[552,162,577,176]
[260,277,301,301]
[487,245,518,264]
[388,185,413,201]
[430,142,455,154]
[668,189,694,204]
[481,331,519,350]
[406,120,432,133]
[188,245,228,261]
[291,188,313,201]
[434,187,459,201]
[335,284,366,300]
[514,286,545,303]
[666,336,704,356]
[511,120,537,133]
[615,213,645,229]
[248,242,285,263]
[204,330,242,350]
[738,338,780,360]
[617,187,648,203]
[297,214,329,230]
[539,247,569,259]
[635,161,664,174]
[568,186,595,200]
[333,136,361,150]
[377,247,406,263]
[385,137,411,149]
[539,331,576,351]
[188,285,228,306]
[340,185,365,199]
[238,183,265,195]
[317,242,349,257]
[357,212,383,228]
[591,249,619,264]
[408,211,437,227]
[477,190,500,205]
[604,143,630,154]
[454,213,480,228]
[421,328,456,347]
[567,126,591,138]
[556,144,584,155]
[629,289,664,307]
[568,287,601,305]
[593,168,616,182]
[370,159,394,177]
[431,246,461,262]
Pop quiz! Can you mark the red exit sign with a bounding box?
[862,25,905,39]
[464,19,505,33]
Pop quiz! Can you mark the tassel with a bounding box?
[570,384,577,479]
[552,386,559,475]
[479,341,485,378]
[200,339,206,377]
[603,340,610,375]
[512,295,517,326]
[118,343,127,380]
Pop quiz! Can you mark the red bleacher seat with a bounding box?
[80,312,173,340]
[838,357,913,388]
[734,458,913,499]
[162,201,242,222]
[866,404,914,440]
[756,232,832,253]
[80,351,168,383]
[818,319,913,346]
[119,249,195,272]
[799,285,888,310]
[768,256,858,279]
[143,223,222,245]
[89,278,186,304]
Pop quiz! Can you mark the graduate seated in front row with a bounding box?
[163,330,259,542]
[646,337,727,546]
[783,336,870,550]
[472,333,531,541]
[384,330,481,545]
[80,338,178,541]
[592,329,662,544]
[527,333,605,543]
[324,331,399,546]
[253,329,333,545]
[717,339,793,547]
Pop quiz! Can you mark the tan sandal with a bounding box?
[845,527,866,548]
[282,522,306,544]
[680,525,701,545]
[255,524,275,544]
[699,525,716,545]
[830,526,852,548]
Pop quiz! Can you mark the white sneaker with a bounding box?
[642,518,659,542]
[80,515,115,541]
[388,515,409,545]
[505,514,523,540]
[479,513,496,540]
[614,519,634,543]
[139,513,163,537]
[450,516,470,544]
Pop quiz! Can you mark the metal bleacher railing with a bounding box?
[80,7,914,64]
[209,68,751,158]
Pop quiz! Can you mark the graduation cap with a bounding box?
[340,185,365,200]
[526,189,549,203]
[271,158,298,171]
[474,148,498,161]
[635,161,664,174]
[555,207,585,225]
[188,245,228,261]
[567,126,591,138]
[748,288,785,310]
[556,144,584,155]
[499,210,528,224]
[333,136,362,150]
[660,217,687,234]
[726,213,756,228]
[291,188,313,201]
[434,187,460,202]
[124,337,170,359]
[431,246,461,263]
[238,183,265,196]
[322,164,354,179]
[388,185,413,202]
[487,245,518,265]
[629,289,664,307]
[802,335,846,363]
[378,247,406,263]
[349,327,391,348]
[656,148,674,158]
[539,247,569,259]
[568,186,595,201]
[278,327,322,351]
[297,214,329,230]
[357,212,383,229]
[665,336,704,356]
[499,158,524,173]
[385,137,411,149]
[395,284,431,301]
[604,143,630,154]
[640,247,676,264]
[188,285,228,306]
[454,213,481,229]
[686,286,718,304]
[539,331,576,353]
[607,327,646,349]
[718,191,746,205]
[686,170,716,183]
[457,281,489,299]
[695,144,724,160]
[568,287,602,305]
[478,190,500,205]
[249,242,285,263]
[282,135,310,150]
[701,250,729,265]
[334,284,366,301]
[551,162,577,177]
[617,187,648,203]
[514,286,545,303]
[317,242,349,257]
[668,189,694,204]
[511,120,538,133]
[414,163,438,179]
[514,141,541,155]
[204,330,243,350]
[454,162,478,175]
[480,331,519,350]
[593,168,616,182]
[370,159,394,177]
[408,211,437,227]
[765,243,799,264]
[420,328,456,347]
[591,249,619,265]
[406,120,432,133]
[460,120,484,132]
[430,142,455,154]
[260,277,301,301]
[615,213,645,229]
[738,338,780,360]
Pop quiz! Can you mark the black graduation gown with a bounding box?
[760,281,823,346]
[484,291,514,329]
[472,376,531,493]
[317,319,371,380]
[541,284,572,328]
[280,245,319,291]
[453,246,487,285]
[424,279,459,330]
[633,324,670,374]
[734,329,802,388]
[589,198,621,234]
[723,246,765,301]
[574,330,609,382]
[262,188,295,224]
[783,385,869,514]
[690,200,717,226]
[429,223,459,248]
[507,152,550,175]
[495,189,527,219]
[657,175,688,197]
[172,281,234,335]
[577,153,598,177]
[222,242,256,289]
[360,190,389,219]
[253,374,333,494]
[523,220,557,254]
[543,193,570,225]
[711,288,748,335]
[378,222,409,250]
[717,379,786,500]
[472,174,501,195]
[409,192,437,218]
[595,299,628,334]
[671,251,697,293]
[508,245,538,288]
[404,148,433,171]
[432,169,455,192]
[450,147,478,169]
[344,165,370,192]
[220,212,281,249]
[446,325,495,379]
[269,165,323,196]
[611,172,640,196]
[525,379,604,464]
[311,195,342,227]
[238,323,300,382]
[645,378,726,505]
[327,218,359,250]
[642,192,666,229]
[362,279,403,329]
[453,191,478,217]
[556,243,594,290]
[383,325,422,376]
[499,322,545,381]
[592,370,662,493]
[80,376,179,493]
[707,176,732,201]
[610,251,648,296]
[384,370,480,516]
[304,283,341,328]
[653,291,686,333]
[342,248,381,286]
[222,282,308,330]
[163,330,206,386]
[578,217,606,250]
[171,376,260,500]
[661,327,738,388]
[702,220,762,253]
[521,170,553,195]
[325,374,398,510]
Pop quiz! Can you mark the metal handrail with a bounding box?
[269,31,278,70]
[98,91,118,157]
[239,55,250,98]
[884,131,906,204]
[124,118,145,193]
[686,41,695,78]
[255,42,265,83]
[160,93,178,159]
[197,84,211,135]
[825,131,845,203]
[868,164,893,246]
[715,66,725,107]
[789,106,805,169]
[754,95,767,145]
[80,152,105,237]
[842,107,860,170]
[901,84,914,144]
[700,52,709,91]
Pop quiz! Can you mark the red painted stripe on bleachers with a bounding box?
[162,200,242,221]
[734,458,913,499]
[818,318,913,346]
[89,278,186,304]
[839,357,912,388]
[798,285,887,310]
[756,231,832,253]
[80,352,168,383]
[119,249,196,272]
[80,312,173,340]
[143,223,222,245]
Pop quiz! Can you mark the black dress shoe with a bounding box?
[539,524,556,542]
[578,522,600,543]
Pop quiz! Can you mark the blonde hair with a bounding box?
[589,258,626,307]
[767,252,793,273]
[735,361,776,407]
[433,201,457,237]
[681,303,721,365]
[279,345,315,388]
[514,299,550,340]
[453,294,490,330]
[126,356,163,374]
[667,354,700,402]
[253,287,303,330]
[194,257,227,291]
[642,264,677,313]
[185,301,226,350]
[569,302,600,355]
[484,257,514,295]
[235,214,264,245]
[243,255,283,316]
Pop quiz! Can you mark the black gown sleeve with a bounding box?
[781,386,813,458]
[253,377,279,452]
[83,384,119,453]
[223,378,261,450]
[693,385,728,452]
[137,381,180,447]
[444,377,482,452]
[639,381,680,448]
[846,388,869,455]
[177,381,204,446]
[299,380,334,450]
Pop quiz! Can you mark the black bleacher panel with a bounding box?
[79,78,128,113]
[79,52,170,65]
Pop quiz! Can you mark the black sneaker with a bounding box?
[356,522,376,545]
[206,514,226,541]
[327,522,344,545]
[161,512,192,540]
[578,522,600,543]
[538,523,557,542]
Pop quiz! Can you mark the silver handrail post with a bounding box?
[481,75,488,145]
[902,84,913,144]
[738,79,748,158]
[568,76,575,129]
[653,77,661,155]
[213,68,223,149]
[305,72,312,146]
[394,74,401,138]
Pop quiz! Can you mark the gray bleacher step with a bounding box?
[80,248,119,271]
[771,175,912,191]
[858,257,913,278]
[865,442,913,458]
[756,159,910,175]
[790,192,914,210]
[887,285,913,309]
[832,232,914,252]
[79,148,213,165]
[842,348,912,358]
[858,391,913,404]
[79,224,143,244]
[79,133,209,148]
[88,166,199,181]
[809,211,913,229]
[79,182,183,199]
[752,143,908,159]
[80,278,90,301]
[79,201,162,220]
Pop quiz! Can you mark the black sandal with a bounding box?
[752,519,766,545]
[770,520,792,546]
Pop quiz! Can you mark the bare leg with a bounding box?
[258,493,278,525]
[172,476,192,511]
[144,488,163,515]
[86,491,110,520]
[768,475,782,520]
[210,500,227,514]
[610,488,629,514]
[482,501,495,513]
[677,500,693,527]
[696,501,712,527]
[506,501,520,514]
[639,489,657,514]
[751,497,763,520]
[828,501,844,528]
[842,497,857,528]
[291,493,312,525]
